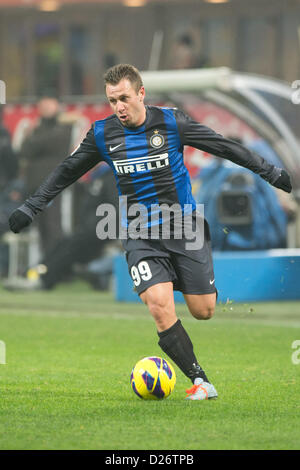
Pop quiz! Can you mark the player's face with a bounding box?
[106,78,146,128]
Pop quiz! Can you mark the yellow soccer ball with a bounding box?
[130,356,176,400]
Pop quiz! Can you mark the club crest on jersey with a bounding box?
[150,130,164,149]
[113,153,169,174]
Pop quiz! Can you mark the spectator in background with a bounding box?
[18,94,75,257]
[0,105,18,191]
[0,105,21,276]
[170,33,208,69]
[3,165,120,291]
[226,135,298,232]
[194,135,296,251]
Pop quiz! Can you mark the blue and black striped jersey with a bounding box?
[94,106,196,228]
[22,105,281,228]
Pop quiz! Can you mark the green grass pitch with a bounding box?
[0,281,299,450]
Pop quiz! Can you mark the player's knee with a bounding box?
[147,296,168,319]
[190,305,215,320]
[146,296,174,329]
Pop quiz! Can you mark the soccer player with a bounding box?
[9,64,292,400]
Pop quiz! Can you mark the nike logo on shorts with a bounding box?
[209,279,215,285]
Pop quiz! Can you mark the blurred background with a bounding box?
[0,0,300,301]
[1,0,300,96]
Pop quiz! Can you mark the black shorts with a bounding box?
[122,219,216,296]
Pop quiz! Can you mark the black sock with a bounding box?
[157,319,210,384]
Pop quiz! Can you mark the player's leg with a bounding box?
[139,281,177,331]
[126,243,216,399]
[166,224,217,322]
[184,292,217,320]
[158,234,218,399]
[129,256,209,384]
[127,252,179,332]
[139,281,213,391]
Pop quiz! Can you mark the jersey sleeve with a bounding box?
[20,125,103,218]
[174,108,281,184]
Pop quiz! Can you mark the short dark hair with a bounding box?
[103,64,143,93]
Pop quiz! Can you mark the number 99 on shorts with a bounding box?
[130,261,153,287]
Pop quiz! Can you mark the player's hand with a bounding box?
[9,209,33,233]
[272,169,292,193]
